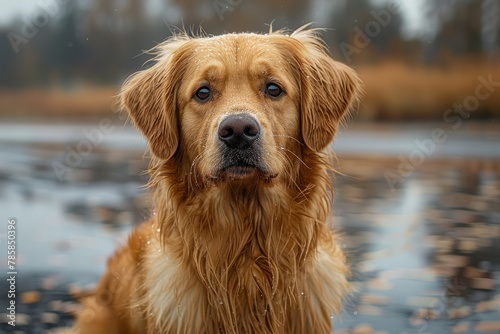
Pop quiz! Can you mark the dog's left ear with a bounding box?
[293,30,362,151]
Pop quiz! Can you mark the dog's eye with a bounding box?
[265,83,283,98]
[194,87,211,102]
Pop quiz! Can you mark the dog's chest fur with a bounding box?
[136,184,349,334]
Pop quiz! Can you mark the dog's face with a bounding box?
[122,29,361,186]
[177,34,302,182]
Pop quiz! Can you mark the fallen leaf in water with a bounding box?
[352,324,374,334]
[448,306,471,319]
[21,291,40,304]
[474,321,500,332]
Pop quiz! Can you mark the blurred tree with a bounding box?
[82,0,124,82]
[166,0,312,35]
[53,1,81,86]
[123,0,146,24]
[481,0,500,56]
[0,28,19,87]
[326,0,404,64]
[423,0,492,62]
[121,0,148,73]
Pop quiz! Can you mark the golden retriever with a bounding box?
[72,26,361,334]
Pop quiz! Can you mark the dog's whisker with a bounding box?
[271,134,304,146]
[277,154,296,186]
[276,146,311,170]
[278,150,312,203]
[189,153,204,189]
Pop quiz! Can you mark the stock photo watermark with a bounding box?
[5,218,17,327]
[212,0,243,21]
[385,74,500,190]
[51,118,115,181]
[339,2,402,63]
[7,0,70,54]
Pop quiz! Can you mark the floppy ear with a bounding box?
[120,38,190,160]
[292,30,362,151]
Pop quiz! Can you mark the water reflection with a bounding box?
[333,158,500,333]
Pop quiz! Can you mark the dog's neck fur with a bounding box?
[147,152,345,333]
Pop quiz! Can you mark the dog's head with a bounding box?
[121,28,361,186]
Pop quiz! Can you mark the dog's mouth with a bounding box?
[222,161,259,177]
[209,150,276,182]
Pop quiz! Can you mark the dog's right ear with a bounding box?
[120,38,190,160]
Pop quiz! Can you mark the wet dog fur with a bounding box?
[72,26,362,334]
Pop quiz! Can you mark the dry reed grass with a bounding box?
[358,60,500,121]
[1,61,499,121]
[0,87,118,119]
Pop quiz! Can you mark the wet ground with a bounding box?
[0,120,499,333]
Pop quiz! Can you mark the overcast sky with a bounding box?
[0,0,425,37]
[0,1,34,24]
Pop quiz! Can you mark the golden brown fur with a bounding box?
[72,26,362,334]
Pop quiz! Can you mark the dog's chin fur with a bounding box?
[209,167,277,184]
[72,26,362,334]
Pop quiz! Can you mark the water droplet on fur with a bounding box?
[146,241,151,245]
[157,228,161,232]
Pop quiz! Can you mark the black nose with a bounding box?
[218,114,260,149]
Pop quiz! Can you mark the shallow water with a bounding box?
[333,157,500,333]
[0,121,499,333]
